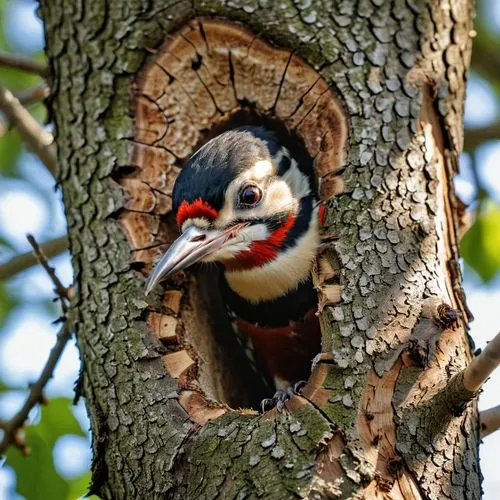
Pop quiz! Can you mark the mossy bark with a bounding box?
[41,0,479,498]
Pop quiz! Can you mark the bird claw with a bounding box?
[293,380,307,395]
[260,380,307,412]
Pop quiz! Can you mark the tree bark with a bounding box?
[41,0,479,498]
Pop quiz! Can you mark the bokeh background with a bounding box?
[0,0,499,498]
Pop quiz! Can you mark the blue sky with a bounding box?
[0,0,500,498]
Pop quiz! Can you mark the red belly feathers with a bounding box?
[234,308,321,384]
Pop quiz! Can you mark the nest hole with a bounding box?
[121,18,347,420]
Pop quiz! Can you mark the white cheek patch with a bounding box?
[201,223,269,262]
[181,217,211,232]
[263,179,296,215]
[240,223,269,242]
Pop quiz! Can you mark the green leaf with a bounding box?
[6,428,69,500]
[461,202,500,282]
[35,398,86,450]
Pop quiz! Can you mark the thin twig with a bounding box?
[0,85,56,176]
[0,236,68,281]
[463,332,500,393]
[27,234,70,312]
[14,83,50,107]
[480,404,500,439]
[0,51,49,78]
[0,318,73,455]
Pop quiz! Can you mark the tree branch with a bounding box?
[480,404,500,439]
[14,83,50,107]
[0,85,56,176]
[463,333,500,393]
[0,317,73,455]
[0,51,49,78]
[0,236,68,281]
[26,234,71,311]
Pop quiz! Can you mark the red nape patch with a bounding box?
[225,214,295,271]
[176,198,219,227]
[318,204,326,227]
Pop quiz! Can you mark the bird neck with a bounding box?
[224,200,319,304]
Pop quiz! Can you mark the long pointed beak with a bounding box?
[145,223,247,295]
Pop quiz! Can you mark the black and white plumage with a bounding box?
[146,125,322,396]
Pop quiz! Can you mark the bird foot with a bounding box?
[260,380,307,412]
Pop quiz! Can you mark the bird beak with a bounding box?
[145,222,248,295]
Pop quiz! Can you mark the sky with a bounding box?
[0,0,500,498]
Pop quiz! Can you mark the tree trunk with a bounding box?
[41,0,479,498]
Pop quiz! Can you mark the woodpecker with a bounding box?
[145,126,322,408]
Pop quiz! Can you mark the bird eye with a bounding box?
[239,185,262,207]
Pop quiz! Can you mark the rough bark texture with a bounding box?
[41,0,478,498]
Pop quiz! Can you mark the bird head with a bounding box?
[145,126,317,296]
